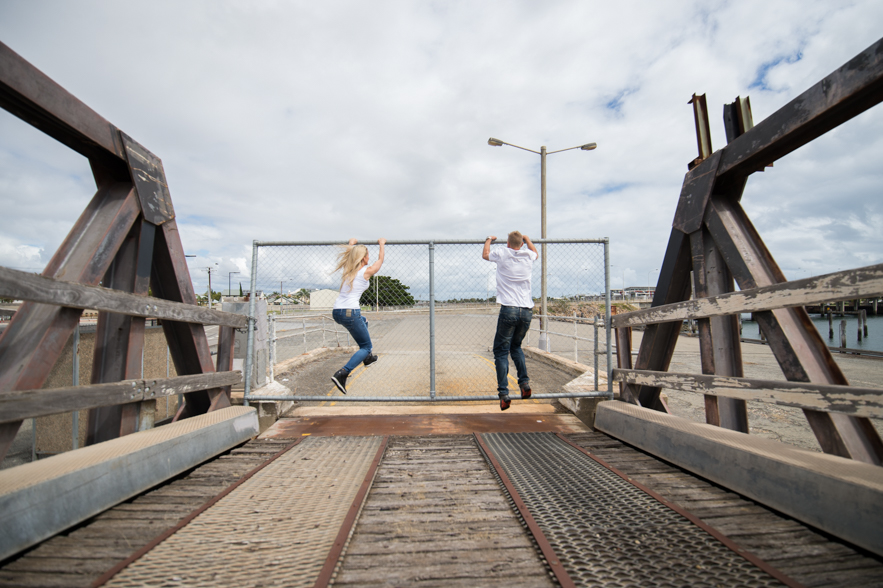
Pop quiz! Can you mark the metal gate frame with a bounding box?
[243,239,613,403]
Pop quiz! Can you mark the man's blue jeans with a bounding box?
[332,308,372,372]
[493,306,532,396]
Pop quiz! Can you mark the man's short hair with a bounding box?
[508,231,523,249]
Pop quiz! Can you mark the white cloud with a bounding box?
[0,0,881,294]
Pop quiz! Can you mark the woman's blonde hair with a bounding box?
[333,244,368,290]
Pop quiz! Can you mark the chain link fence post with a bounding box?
[604,238,613,398]
[244,240,259,407]
[429,241,436,400]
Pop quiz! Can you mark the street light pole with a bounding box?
[206,264,217,309]
[540,145,548,350]
[488,137,597,352]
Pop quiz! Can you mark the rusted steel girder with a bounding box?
[632,37,883,463]
[86,220,156,444]
[705,197,883,463]
[0,41,226,459]
[0,183,140,459]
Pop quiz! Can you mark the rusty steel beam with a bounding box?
[151,220,229,419]
[628,229,693,410]
[715,37,883,189]
[614,326,637,404]
[86,220,156,444]
[688,93,712,170]
[689,229,720,426]
[705,196,883,464]
[215,326,236,402]
[0,183,140,461]
[693,226,748,432]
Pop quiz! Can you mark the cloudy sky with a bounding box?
[1,1,881,297]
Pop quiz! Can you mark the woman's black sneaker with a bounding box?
[331,368,349,394]
[500,395,511,411]
[363,354,378,366]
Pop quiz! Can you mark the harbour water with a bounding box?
[739,313,883,353]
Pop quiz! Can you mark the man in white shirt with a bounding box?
[483,231,538,410]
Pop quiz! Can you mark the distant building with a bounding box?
[309,289,338,311]
[625,287,655,297]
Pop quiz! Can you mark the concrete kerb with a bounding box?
[0,406,258,562]
[522,346,610,429]
[234,346,357,432]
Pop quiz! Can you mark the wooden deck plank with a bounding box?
[334,435,554,587]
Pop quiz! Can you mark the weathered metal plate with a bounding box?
[102,435,383,587]
[481,431,790,588]
[121,132,175,225]
[672,150,722,234]
[262,413,590,438]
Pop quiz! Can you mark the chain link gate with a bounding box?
[244,239,612,403]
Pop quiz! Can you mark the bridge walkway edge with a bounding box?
[0,413,880,587]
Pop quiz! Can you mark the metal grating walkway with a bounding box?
[480,432,792,588]
[102,435,384,587]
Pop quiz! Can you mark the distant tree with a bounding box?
[360,276,415,308]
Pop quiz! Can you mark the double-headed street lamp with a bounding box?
[488,137,598,351]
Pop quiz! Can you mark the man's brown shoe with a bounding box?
[520,383,531,400]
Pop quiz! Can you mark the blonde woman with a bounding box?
[330,237,386,393]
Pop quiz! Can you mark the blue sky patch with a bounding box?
[749,50,803,91]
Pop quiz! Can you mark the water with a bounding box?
[739,313,883,353]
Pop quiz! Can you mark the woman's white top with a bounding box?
[334,266,370,309]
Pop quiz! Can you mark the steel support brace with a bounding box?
[705,196,883,463]
[0,184,140,461]
[629,229,693,410]
[87,219,156,444]
[690,227,748,432]
[152,221,228,420]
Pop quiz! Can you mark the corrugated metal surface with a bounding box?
[104,436,383,587]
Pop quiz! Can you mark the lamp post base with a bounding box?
[538,332,551,352]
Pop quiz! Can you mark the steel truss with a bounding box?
[616,38,883,464]
[0,42,236,461]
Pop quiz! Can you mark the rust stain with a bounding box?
[262,413,587,438]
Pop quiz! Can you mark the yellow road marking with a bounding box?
[321,358,374,406]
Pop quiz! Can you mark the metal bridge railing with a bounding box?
[245,239,612,403]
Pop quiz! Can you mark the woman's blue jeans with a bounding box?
[332,308,372,372]
[493,306,532,396]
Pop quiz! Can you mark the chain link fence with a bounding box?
[245,239,611,402]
